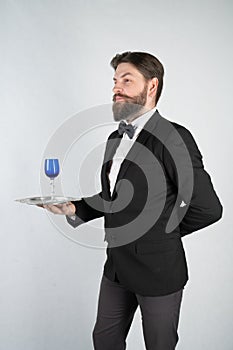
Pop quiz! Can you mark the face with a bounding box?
[112,63,150,122]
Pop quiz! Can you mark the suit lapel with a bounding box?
[111,110,161,199]
[103,132,122,163]
[101,132,123,200]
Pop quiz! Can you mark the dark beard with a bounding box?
[112,84,148,122]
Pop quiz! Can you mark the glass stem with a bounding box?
[50,178,55,199]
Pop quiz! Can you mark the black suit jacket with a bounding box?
[67,110,223,296]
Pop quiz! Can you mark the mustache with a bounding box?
[112,94,132,102]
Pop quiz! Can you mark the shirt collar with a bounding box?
[129,106,157,130]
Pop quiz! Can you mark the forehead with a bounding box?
[114,62,144,80]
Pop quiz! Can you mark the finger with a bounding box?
[55,201,72,209]
[43,203,74,215]
[43,204,61,214]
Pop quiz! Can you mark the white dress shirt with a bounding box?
[109,107,157,196]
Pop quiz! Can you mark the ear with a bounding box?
[148,77,158,98]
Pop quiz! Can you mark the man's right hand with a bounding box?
[42,202,76,216]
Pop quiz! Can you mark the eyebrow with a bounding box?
[113,72,134,81]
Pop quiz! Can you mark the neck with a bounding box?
[126,105,154,123]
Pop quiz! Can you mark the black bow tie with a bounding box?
[118,121,136,139]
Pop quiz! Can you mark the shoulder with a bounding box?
[155,113,202,158]
[148,110,196,144]
[170,121,193,136]
[157,112,198,146]
[162,120,203,161]
[169,121,199,148]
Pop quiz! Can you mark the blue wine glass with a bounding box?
[44,159,60,198]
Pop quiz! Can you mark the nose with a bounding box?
[112,82,123,94]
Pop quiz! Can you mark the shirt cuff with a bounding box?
[66,214,84,228]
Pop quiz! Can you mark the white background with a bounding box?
[0,0,232,349]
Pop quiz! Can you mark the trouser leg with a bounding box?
[136,289,183,350]
[92,275,138,350]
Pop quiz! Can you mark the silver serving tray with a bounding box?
[15,196,79,206]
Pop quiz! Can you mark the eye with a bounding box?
[123,79,131,83]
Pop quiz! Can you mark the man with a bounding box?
[44,52,223,349]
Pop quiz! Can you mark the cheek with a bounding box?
[126,86,140,97]
[130,82,146,95]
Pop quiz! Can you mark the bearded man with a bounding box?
[44,52,223,350]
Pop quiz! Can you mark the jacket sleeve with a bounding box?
[163,125,223,237]
[66,191,105,228]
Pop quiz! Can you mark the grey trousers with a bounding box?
[92,275,183,350]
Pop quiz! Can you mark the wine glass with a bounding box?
[44,159,60,199]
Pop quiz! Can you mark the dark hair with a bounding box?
[110,51,164,105]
